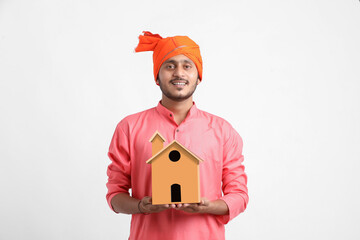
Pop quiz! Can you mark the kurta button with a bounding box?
[170,114,172,117]
[176,129,179,132]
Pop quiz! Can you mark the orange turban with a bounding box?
[135,31,203,82]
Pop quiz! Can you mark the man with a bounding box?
[106,31,248,240]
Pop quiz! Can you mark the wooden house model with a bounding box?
[146,131,203,205]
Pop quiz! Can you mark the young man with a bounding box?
[106,31,248,240]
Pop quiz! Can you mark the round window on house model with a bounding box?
[169,150,181,162]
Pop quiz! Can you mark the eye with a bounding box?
[184,64,192,69]
[166,64,175,69]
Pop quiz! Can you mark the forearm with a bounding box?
[206,199,229,215]
[110,193,141,214]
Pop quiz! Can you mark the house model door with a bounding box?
[171,184,181,202]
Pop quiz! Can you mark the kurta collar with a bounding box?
[156,101,198,124]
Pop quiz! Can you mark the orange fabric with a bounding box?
[135,31,203,82]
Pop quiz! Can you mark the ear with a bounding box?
[196,78,201,85]
[156,79,160,86]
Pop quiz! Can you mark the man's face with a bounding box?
[157,54,200,102]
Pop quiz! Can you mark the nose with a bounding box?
[173,66,185,78]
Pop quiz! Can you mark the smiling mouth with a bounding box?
[172,82,186,86]
[171,80,188,86]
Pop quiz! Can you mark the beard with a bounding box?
[158,78,198,102]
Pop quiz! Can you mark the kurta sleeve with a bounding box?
[106,121,132,212]
[218,126,249,224]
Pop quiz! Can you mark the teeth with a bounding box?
[173,83,186,85]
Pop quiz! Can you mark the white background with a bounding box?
[1,0,359,239]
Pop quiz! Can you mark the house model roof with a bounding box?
[146,136,204,164]
[149,131,166,143]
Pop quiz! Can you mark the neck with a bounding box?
[161,95,194,125]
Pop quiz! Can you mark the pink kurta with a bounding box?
[106,102,248,240]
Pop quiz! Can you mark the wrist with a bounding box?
[202,200,213,214]
[138,200,149,215]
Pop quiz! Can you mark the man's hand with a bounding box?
[173,198,210,213]
[139,196,171,214]
[173,198,229,215]
[111,193,229,215]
